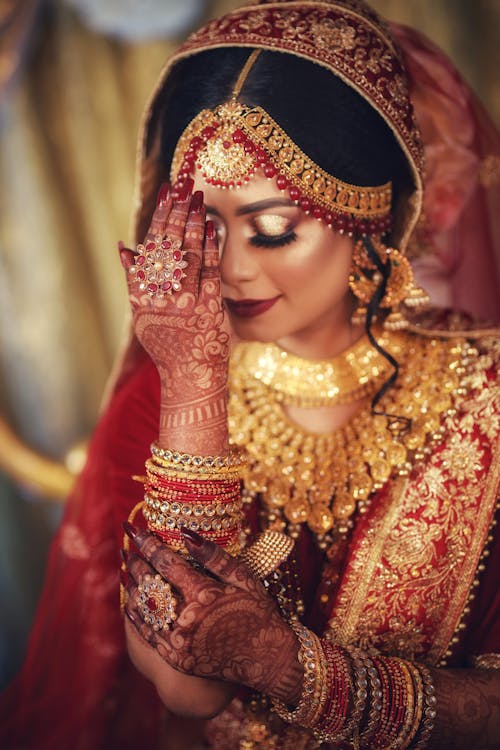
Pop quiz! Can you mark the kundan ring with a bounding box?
[138,573,178,630]
[129,234,188,299]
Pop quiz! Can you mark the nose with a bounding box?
[219,232,259,287]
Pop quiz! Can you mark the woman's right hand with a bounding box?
[119,180,231,454]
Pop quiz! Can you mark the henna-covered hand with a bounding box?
[119,181,230,454]
[429,667,500,750]
[124,525,303,705]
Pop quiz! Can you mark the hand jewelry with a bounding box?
[137,573,178,630]
[129,234,188,299]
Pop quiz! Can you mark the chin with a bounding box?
[230,320,282,344]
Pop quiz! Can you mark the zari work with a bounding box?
[322,337,500,665]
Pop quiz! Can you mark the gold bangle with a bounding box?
[271,622,328,727]
[146,458,243,482]
[150,442,246,471]
[412,664,436,750]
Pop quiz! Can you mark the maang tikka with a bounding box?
[171,50,393,237]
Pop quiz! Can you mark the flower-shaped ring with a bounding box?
[138,573,178,631]
[129,234,188,299]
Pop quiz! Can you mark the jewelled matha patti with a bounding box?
[171,50,392,236]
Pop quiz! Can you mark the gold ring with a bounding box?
[129,234,187,298]
[138,573,178,630]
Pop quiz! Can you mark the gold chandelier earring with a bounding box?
[349,237,429,330]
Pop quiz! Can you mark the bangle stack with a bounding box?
[271,626,436,750]
[272,621,328,727]
[141,442,245,555]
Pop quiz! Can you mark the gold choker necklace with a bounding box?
[228,331,470,546]
[234,332,402,407]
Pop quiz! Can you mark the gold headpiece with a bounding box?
[171,50,392,236]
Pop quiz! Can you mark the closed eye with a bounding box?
[249,230,297,248]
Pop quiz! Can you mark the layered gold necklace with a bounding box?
[228,330,468,547]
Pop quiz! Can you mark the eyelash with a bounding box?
[249,230,297,248]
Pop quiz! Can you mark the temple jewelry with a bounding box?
[349,237,430,330]
[129,234,187,299]
[240,530,295,579]
[171,52,392,236]
[137,573,177,630]
[229,332,471,546]
[234,334,396,408]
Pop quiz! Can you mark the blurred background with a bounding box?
[0,0,499,689]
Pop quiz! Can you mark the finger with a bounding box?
[199,220,221,295]
[124,577,162,647]
[125,555,181,635]
[146,182,173,240]
[163,177,194,242]
[181,527,262,594]
[126,551,157,585]
[118,241,137,272]
[179,190,205,295]
[123,523,207,597]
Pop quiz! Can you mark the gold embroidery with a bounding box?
[311,17,357,50]
[326,338,500,665]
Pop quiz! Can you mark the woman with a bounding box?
[1,1,499,749]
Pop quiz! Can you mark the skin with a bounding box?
[120,172,500,746]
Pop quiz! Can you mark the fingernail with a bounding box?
[120,548,128,563]
[178,177,194,202]
[118,240,125,252]
[125,608,137,625]
[181,526,204,546]
[189,190,204,213]
[157,182,171,207]
[206,220,216,240]
[123,521,139,540]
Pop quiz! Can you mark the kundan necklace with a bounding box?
[228,331,469,548]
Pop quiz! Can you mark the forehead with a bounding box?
[192,165,292,214]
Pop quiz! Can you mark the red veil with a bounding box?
[1,6,499,749]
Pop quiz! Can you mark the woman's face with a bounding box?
[192,168,356,358]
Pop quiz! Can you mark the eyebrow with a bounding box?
[205,198,295,217]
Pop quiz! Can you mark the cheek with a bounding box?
[267,236,352,295]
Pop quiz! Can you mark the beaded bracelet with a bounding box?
[411,664,436,749]
[404,661,425,749]
[271,622,328,727]
[311,644,369,745]
[313,640,351,739]
[359,652,382,746]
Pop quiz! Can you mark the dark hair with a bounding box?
[159,48,412,208]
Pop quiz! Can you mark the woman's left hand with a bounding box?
[124,525,303,705]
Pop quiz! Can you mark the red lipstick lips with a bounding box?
[225,296,281,318]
